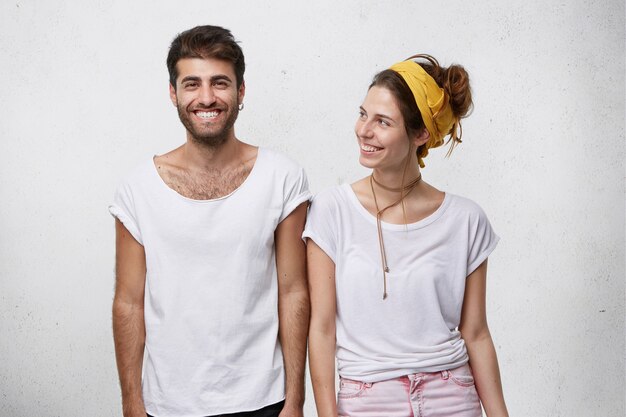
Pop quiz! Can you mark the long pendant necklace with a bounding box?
[369,173,421,299]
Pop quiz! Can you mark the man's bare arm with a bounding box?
[112,219,147,417]
[275,203,309,417]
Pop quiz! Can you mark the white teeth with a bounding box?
[196,111,219,118]
[361,144,381,152]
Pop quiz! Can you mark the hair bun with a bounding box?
[411,55,472,119]
[441,65,472,119]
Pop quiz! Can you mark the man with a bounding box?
[109,25,310,417]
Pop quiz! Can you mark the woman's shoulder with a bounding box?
[309,184,353,212]
[445,192,492,222]
[311,184,348,203]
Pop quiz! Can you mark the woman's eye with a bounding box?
[379,119,390,127]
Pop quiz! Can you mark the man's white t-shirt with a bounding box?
[109,148,311,417]
[303,184,498,383]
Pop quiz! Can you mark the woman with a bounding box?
[304,55,509,417]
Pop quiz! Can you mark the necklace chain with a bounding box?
[371,174,421,192]
[369,173,422,299]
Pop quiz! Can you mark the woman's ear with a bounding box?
[413,128,430,147]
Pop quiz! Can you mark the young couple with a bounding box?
[110,25,508,417]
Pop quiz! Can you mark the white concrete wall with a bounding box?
[0,1,623,416]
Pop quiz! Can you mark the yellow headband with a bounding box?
[389,60,461,168]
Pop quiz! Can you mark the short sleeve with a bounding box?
[302,188,339,263]
[279,164,312,223]
[108,181,143,245]
[466,206,499,276]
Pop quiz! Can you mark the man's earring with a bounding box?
[238,103,244,111]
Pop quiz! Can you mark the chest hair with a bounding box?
[158,162,253,200]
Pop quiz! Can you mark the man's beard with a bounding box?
[177,105,239,148]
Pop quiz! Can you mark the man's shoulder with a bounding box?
[113,158,156,196]
[257,147,307,180]
[259,147,304,170]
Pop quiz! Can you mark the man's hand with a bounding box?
[122,398,147,417]
[278,402,304,417]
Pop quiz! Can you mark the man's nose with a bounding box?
[198,86,216,106]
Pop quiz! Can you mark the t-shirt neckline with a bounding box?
[342,183,452,231]
[150,147,263,203]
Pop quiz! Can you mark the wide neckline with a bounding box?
[342,183,452,231]
[150,147,262,203]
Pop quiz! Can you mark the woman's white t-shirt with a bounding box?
[303,184,499,382]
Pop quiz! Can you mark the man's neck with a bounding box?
[183,133,242,173]
[153,131,258,200]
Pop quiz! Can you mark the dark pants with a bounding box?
[147,400,284,417]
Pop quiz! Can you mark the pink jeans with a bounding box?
[337,364,482,417]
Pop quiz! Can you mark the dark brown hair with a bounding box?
[166,25,245,89]
[370,54,473,152]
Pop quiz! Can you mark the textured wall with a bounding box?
[0,1,623,416]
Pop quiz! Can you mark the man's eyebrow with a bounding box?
[180,75,201,84]
[180,75,233,84]
[210,74,233,83]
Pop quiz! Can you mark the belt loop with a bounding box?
[441,370,449,380]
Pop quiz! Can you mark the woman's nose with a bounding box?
[356,119,373,138]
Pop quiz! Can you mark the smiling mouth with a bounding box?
[194,110,221,119]
[361,144,383,152]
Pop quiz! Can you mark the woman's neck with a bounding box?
[370,162,421,199]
